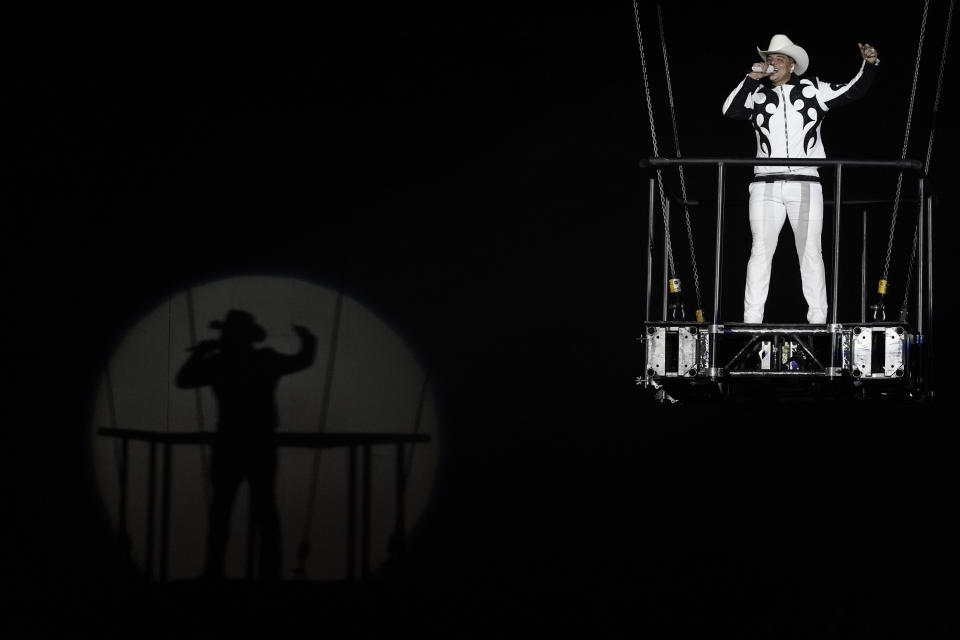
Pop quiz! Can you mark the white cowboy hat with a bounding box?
[758,34,809,75]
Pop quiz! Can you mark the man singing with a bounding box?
[722,34,879,324]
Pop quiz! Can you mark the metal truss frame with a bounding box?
[637,157,933,401]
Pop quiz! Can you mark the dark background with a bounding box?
[2,2,958,637]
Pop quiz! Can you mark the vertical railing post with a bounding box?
[246,490,257,579]
[146,442,157,580]
[915,177,926,395]
[926,194,934,335]
[916,177,926,335]
[861,210,868,324]
[662,199,670,321]
[118,437,130,550]
[393,443,406,557]
[830,163,843,326]
[828,163,843,378]
[925,192,934,397]
[712,163,725,325]
[646,176,655,323]
[709,162,725,379]
[361,444,372,580]
[347,444,357,582]
[160,442,172,582]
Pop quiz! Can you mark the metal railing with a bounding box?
[642,157,932,384]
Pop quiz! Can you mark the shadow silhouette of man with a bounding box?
[176,309,316,581]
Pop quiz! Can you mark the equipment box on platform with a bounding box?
[643,323,711,378]
[847,325,908,379]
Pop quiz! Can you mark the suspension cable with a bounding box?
[656,2,704,320]
[633,0,676,280]
[899,0,953,321]
[875,0,929,318]
[293,285,345,578]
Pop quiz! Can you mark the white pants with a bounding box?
[743,181,828,324]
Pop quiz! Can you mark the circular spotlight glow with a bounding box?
[90,275,439,581]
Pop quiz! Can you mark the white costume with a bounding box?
[722,35,879,323]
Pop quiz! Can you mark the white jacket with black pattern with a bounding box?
[722,60,879,177]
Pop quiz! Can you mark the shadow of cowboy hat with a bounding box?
[758,34,809,76]
[210,309,267,343]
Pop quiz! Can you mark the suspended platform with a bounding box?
[637,157,934,403]
[640,321,925,402]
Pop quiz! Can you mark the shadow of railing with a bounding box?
[98,427,430,582]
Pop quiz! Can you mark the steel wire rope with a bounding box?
[632,0,676,282]
[898,0,953,321]
[873,0,929,319]
[292,284,344,578]
[656,1,705,320]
